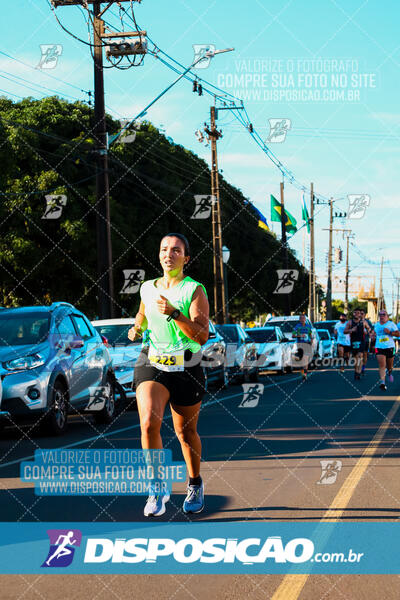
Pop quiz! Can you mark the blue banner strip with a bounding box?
[0,522,398,574]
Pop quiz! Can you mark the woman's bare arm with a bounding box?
[128,300,148,341]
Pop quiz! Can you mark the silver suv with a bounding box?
[0,302,117,436]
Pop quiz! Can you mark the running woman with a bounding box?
[344,308,372,380]
[292,314,313,381]
[334,313,351,372]
[370,309,399,391]
[128,233,209,517]
[360,309,372,376]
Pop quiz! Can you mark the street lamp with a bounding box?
[222,245,230,323]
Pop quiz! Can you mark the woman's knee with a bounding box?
[175,425,198,445]
[140,414,162,437]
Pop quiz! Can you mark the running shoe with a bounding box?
[379,381,387,391]
[183,482,204,514]
[302,372,307,381]
[388,372,394,383]
[144,494,170,517]
[354,373,361,380]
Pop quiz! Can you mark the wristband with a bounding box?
[167,309,181,322]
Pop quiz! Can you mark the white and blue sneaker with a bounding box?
[183,482,204,514]
[144,494,170,517]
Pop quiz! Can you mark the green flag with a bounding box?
[302,195,310,233]
[270,194,297,234]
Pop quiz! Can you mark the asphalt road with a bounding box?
[1,359,400,598]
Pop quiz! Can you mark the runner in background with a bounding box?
[371,309,399,391]
[360,309,373,376]
[344,308,372,380]
[334,313,351,373]
[293,314,313,381]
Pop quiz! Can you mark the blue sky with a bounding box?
[2,0,400,310]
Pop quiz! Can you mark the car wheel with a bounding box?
[94,375,116,425]
[43,379,68,436]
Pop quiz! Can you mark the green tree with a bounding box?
[0,96,310,320]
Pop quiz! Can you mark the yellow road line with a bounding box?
[271,397,400,600]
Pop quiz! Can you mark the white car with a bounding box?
[91,318,142,403]
[316,329,335,358]
[245,326,291,374]
[264,315,319,360]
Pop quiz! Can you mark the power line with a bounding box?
[0,49,90,96]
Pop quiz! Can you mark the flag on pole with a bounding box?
[270,194,297,234]
[302,194,310,233]
[251,204,270,232]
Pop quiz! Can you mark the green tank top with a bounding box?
[140,275,208,354]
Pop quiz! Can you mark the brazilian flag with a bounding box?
[270,194,297,234]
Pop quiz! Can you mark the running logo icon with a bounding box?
[239,383,264,408]
[118,119,137,144]
[42,194,67,219]
[347,194,370,219]
[274,269,299,294]
[267,119,291,143]
[192,44,216,69]
[191,195,215,219]
[37,45,63,70]
[120,269,145,294]
[85,387,107,411]
[317,460,342,485]
[42,529,82,568]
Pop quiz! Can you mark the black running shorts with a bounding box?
[375,347,394,359]
[133,347,205,407]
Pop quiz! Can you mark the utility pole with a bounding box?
[93,2,114,318]
[377,256,384,314]
[323,227,353,314]
[326,197,334,319]
[51,0,143,318]
[309,183,315,322]
[206,105,226,324]
[280,179,290,314]
[205,99,243,323]
[396,278,400,321]
[345,233,351,314]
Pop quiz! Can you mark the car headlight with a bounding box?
[4,353,45,372]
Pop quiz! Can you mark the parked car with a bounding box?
[313,320,338,336]
[316,328,335,358]
[91,318,143,407]
[215,324,258,383]
[245,326,291,374]
[201,321,229,391]
[264,315,319,360]
[0,303,118,436]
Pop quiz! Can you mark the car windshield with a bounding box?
[314,321,336,334]
[217,325,239,343]
[0,313,50,346]
[246,329,277,342]
[318,330,330,340]
[267,320,298,334]
[93,324,137,346]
